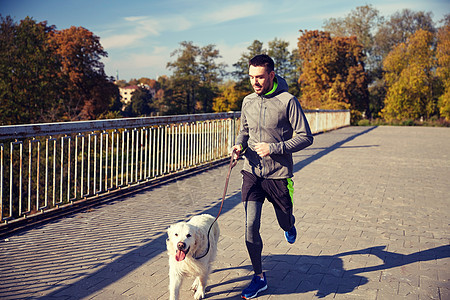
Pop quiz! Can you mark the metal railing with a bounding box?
[0,109,349,225]
[0,113,240,224]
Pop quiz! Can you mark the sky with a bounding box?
[1,0,449,81]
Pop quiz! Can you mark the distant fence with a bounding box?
[305,109,351,134]
[0,110,349,227]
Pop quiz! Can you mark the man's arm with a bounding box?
[269,97,313,155]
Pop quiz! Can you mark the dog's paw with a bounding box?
[193,289,205,300]
[191,277,199,292]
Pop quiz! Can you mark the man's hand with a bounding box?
[231,145,241,160]
[255,142,270,157]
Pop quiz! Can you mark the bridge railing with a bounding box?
[0,110,349,225]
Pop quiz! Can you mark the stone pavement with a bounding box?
[0,126,449,300]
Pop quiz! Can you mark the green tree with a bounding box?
[268,38,292,79]
[287,48,302,98]
[123,87,154,117]
[381,29,437,121]
[232,40,265,92]
[167,41,201,114]
[0,16,61,125]
[166,41,226,114]
[197,44,227,112]
[267,38,302,97]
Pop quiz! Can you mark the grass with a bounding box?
[356,118,450,127]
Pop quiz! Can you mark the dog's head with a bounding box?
[166,222,197,261]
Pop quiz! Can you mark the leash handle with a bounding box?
[230,148,239,168]
[195,149,239,259]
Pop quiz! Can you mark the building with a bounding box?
[119,85,139,105]
[118,83,156,105]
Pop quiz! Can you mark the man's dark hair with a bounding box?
[249,54,274,73]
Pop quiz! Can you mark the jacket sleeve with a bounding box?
[235,104,249,151]
[270,97,313,154]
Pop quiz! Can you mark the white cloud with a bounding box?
[124,16,146,22]
[124,14,193,34]
[101,33,145,49]
[100,14,193,50]
[204,3,262,24]
[124,17,162,36]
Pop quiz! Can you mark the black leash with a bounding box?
[195,149,239,260]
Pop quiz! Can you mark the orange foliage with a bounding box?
[297,30,368,112]
[48,26,115,120]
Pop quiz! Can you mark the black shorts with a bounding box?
[241,170,294,213]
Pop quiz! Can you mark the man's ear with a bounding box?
[269,71,275,81]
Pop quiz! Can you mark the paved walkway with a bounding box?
[0,126,449,300]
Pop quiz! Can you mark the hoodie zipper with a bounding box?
[259,96,266,175]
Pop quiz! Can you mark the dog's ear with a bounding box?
[167,224,177,238]
[192,227,207,256]
[166,225,176,252]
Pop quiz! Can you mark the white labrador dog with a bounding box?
[166,214,220,300]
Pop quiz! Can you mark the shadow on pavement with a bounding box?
[293,126,377,174]
[207,244,450,299]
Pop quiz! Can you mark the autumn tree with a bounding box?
[297,30,368,114]
[323,5,382,73]
[152,75,171,115]
[373,9,435,117]
[212,81,247,112]
[136,77,156,87]
[49,26,118,120]
[324,7,438,118]
[374,9,435,66]
[0,16,61,125]
[381,29,437,121]
[436,16,450,120]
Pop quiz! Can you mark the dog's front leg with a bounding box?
[193,274,207,300]
[191,276,200,292]
[169,271,183,300]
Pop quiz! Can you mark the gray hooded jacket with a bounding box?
[235,75,313,179]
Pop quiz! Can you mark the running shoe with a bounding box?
[284,225,297,244]
[241,273,268,299]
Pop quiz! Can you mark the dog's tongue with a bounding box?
[175,250,186,261]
